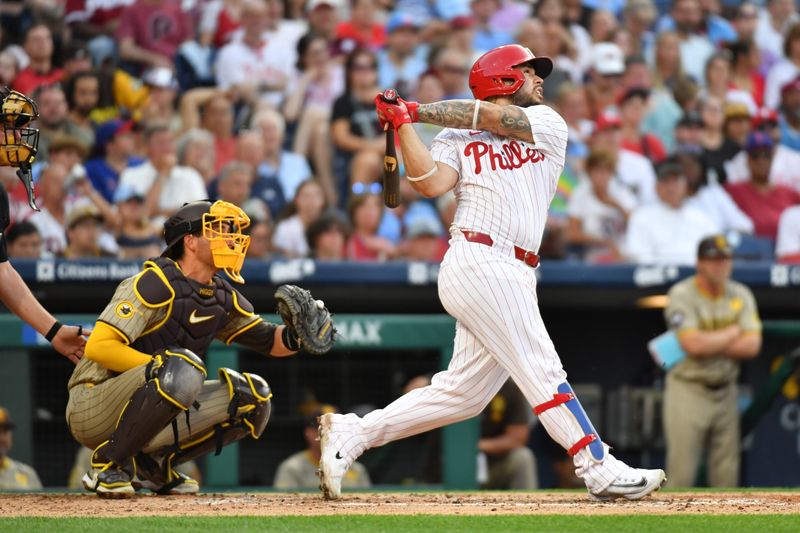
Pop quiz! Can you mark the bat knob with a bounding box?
[382,89,398,104]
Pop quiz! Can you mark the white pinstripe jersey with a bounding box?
[430,104,568,251]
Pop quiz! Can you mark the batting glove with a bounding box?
[374,93,417,130]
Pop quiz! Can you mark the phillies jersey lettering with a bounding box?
[429,104,568,252]
[464,140,546,174]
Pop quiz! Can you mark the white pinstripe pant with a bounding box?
[341,235,626,491]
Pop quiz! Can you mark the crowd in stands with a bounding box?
[1,0,800,266]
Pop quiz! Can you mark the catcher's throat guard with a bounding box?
[1,87,40,210]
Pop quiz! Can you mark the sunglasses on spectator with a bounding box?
[352,63,377,71]
[352,182,382,195]
[748,150,773,159]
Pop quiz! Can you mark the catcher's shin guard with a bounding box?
[103,348,206,466]
[160,368,272,468]
[534,382,605,461]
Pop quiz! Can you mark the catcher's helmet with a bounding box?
[468,45,553,101]
[162,200,251,284]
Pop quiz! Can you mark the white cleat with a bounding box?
[589,468,666,501]
[317,413,350,500]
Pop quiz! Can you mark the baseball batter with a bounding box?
[319,45,666,500]
[66,200,335,498]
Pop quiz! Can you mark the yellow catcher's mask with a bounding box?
[1,88,39,166]
[162,200,251,283]
[203,201,251,284]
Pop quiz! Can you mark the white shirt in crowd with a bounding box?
[625,201,719,266]
[725,144,800,192]
[567,178,637,246]
[272,214,309,257]
[214,36,295,108]
[776,205,800,259]
[616,149,658,207]
[29,208,68,255]
[764,59,799,110]
[118,162,208,214]
[685,183,755,234]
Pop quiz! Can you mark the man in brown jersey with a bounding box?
[66,199,331,498]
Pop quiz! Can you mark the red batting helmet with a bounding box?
[468,45,553,100]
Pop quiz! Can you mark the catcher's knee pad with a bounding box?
[534,382,605,461]
[159,368,272,468]
[103,348,207,466]
[218,367,272,438]
[148,348,207,410]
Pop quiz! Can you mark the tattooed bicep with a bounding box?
[495,106,534,142]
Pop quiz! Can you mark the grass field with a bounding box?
[2,515,799,533]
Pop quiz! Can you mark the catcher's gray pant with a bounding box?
[66,363,248,455]
[663,373,739,487]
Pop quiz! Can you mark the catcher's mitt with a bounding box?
[275,284,335,355]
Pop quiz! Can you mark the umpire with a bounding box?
[0,87,86,361]
[66,200,333,498]
[663,235,762,487]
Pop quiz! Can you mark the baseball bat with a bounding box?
[381,88,401,209]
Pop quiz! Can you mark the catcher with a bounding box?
[65,199,335,498]
[0,86,86,361]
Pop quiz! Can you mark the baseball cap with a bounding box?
[386,12,419,33]
[451,16,475,30]
[752,107,778,129]
[592,43,625,76]
[306,0,341,12]
[305,404,337,428]
[697,234,733,259]
[48,133,89,159]
[0,407,14,430]
[142,67,179,90]
[724,101,751,122]
[113,184,145,204]
[780,75,800,98]
[593,110,622,133]
[654,156,683,180]
[94,119,135,151]
[66,202,102,229]
[617,86,650,106]
[406,217,442,239]
[744,131,774,153]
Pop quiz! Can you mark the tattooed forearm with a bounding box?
[494,106,534,142]
[417,100,533,142]
[418,100,476,128]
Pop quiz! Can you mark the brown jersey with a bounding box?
[665,276,761,386]
[69,258,264,388]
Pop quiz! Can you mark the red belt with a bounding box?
[461,230,540,268]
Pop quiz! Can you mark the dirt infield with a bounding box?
[1,492,798,517]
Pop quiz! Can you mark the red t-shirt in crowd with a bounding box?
[335,22,386,51]
[115,0,193,61]
[346,234,381,261]
[725,181,800,238]
[214,137,237,174]
[620,134,667,163]
[12,67,64,95]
